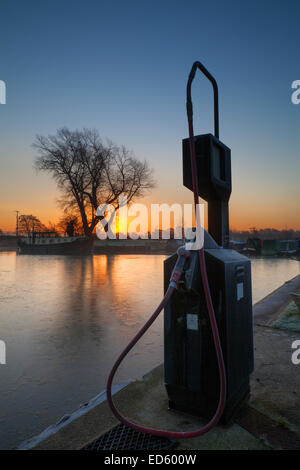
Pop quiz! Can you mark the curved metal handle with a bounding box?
[186,61,219,139]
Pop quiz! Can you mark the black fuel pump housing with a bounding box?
[164,233,253,422]
[164,63,254,423]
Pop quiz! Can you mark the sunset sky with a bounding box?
[0,0,299,232]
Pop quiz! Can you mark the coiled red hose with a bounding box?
[106,62,227,439]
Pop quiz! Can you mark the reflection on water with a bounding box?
[251,257,300,303]
[0,252,299,449]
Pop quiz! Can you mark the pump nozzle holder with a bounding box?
[169,247,190,288]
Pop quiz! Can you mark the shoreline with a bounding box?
[1,246,300,260]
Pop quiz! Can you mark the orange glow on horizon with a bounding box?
[1,199,300,233]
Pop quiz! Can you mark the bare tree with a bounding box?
[18,214,46,236]
[34,128,155,237]
[57,214,82,236]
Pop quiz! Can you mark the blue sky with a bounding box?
[0,0,299,230]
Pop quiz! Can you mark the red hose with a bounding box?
[106,63,227,439]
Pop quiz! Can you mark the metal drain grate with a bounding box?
[82,424,177,451]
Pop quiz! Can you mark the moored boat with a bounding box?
[17,231,93,255]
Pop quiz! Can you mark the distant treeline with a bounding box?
[230,228,300,241]
[1,227,300,241]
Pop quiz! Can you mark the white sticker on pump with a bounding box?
[186,313,198,331]
[237,282,244,301]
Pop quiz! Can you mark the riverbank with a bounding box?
[2,235,300,258]
[0,238,182,255]
[19,274,300,450]
[93,238,181,254]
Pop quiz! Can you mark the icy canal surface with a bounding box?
[0,253,299,448]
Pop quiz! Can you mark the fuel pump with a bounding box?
[106,61,254,436]
[164,62,254,422]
